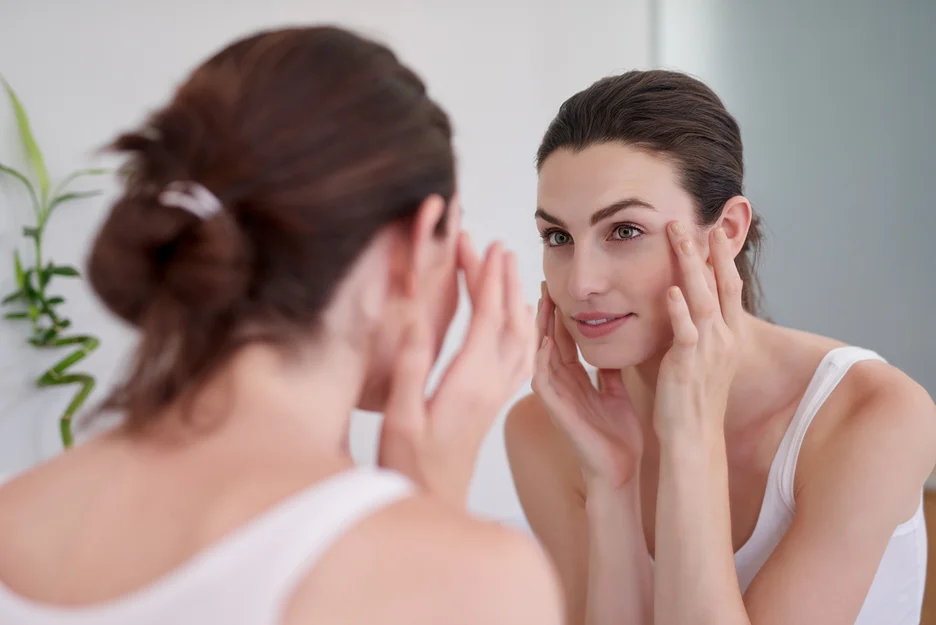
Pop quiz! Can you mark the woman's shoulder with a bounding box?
[793,336,936,517]
[763,324,932,431]
[504,393,583,489]
[783,324,936,443]
[284,491,563,625]
[504,393,555,450]
[804,349,935,455]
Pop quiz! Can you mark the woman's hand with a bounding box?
[653,222,744,443]
[531,286,642,490]
[651,224,750,625]
[379,234,536,506]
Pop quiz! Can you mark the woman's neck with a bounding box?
[134,340,369,466]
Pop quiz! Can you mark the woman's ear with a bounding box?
[717,196,753,258]
[386,194,450,299]
[409,195,450,295]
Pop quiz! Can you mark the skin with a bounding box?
[0,196,562,625]
[507,142,936,625]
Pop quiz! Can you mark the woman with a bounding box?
[0,27,562,625]
[506,69,936,625]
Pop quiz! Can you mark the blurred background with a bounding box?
[0,0,933,570]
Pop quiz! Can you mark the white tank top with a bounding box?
[587,345,928,623]
[0,466,415,625]
[728,346,926,623]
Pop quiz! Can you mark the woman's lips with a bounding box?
[572,313,634,338]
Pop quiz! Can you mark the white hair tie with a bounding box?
[158,181,222,220]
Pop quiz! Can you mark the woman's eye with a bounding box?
[547,231,571,246]
[612,225,641,240]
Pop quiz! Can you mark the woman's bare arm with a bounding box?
[506,394,652,625]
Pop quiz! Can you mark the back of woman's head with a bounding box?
[536,69,766,316]
[88,26,455,430]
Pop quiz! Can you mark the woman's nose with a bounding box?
[567,248,611,300]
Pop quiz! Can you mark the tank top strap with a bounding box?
[0,466,415,625]
[775,346,886,511]
[247,465,416,618]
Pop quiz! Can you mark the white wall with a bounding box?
[657,0,936,398]
[0,1,652,524]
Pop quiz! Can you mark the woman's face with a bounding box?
[536,143,701,369]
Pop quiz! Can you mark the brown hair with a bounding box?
[87,26,455,431]
[536,69,766,316]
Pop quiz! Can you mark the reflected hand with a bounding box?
[531,285,643,489]
[654,223,743,441]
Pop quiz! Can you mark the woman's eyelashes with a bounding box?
[610,224,643,241]
[541,229,572,246]
[539,223,646,247]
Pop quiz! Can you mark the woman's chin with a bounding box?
[578,341,659,370]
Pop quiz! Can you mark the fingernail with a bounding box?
[714,227,727,242]
[541,336,548,348]
[680,239,694,255]
[536,297,543,313]
[671,222,686,235]
[669,286,683,301]
[540,281,546,296]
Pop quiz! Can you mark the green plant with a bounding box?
[0,76,106,448]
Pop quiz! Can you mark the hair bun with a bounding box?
[163,205,252,314]
[88,191,252,326]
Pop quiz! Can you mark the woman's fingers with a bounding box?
[504,252,535,378]
[666,286,698,350]
[535,281,550,346]
[532,335,553,395]
[504,252,525,332]
[553,307,580,365]
[383,304,433,438]
[544,289,556,342]
[534,282,578,368]
[667,221,718,323]
[597,368,628,397]
[709,226,745,330]
[468,243,505,340]
[458,232,483,301]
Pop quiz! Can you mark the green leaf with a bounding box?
[0,162,40,215]
[22,226,39,239]
[21,269,38,299]
[47,296,64,305]
[36,327,57,344]
[50,335,95,348]
[51,168,109,199]
[13,251,25,289]
[47,190,102,216]
[27,303,39,322]
[61,419,73,448]
[2,290,23,305]
[50,265,80,278]
[1,76,49,202]
[4,311,27,320]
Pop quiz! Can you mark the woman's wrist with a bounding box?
[584,474,644,529]
[655,417,725,458]
[583,466,641,500]
[583,462,654,625]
